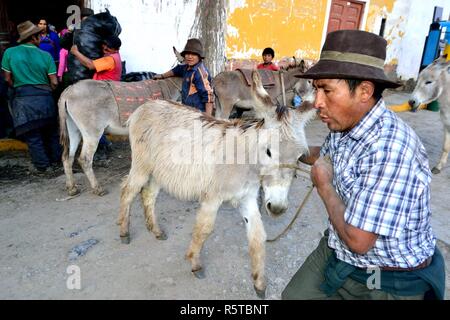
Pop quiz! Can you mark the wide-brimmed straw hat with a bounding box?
[17,21,42,43]
[181,38,205,59]
[296,30,400,88]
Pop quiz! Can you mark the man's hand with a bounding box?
[48,74,58,91]
[153,74,164,80]
[70,45,79,55]
[69,45,95,70]
[3,71,13,87]
[298,146,321,165]
[311,155,333,192]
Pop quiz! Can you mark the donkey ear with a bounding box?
[299,59,306,73]
[436,56,448,65]
[251,70,276,118]
[173,46,184,63]
[251,70,273,105]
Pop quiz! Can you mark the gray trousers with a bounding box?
[281,231,424,300]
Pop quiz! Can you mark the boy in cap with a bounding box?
[282,30,444,300]
[155,38,214,116]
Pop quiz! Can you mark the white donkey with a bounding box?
[58,78,182,196]
[117,71,316,298]
[409,57,450,174]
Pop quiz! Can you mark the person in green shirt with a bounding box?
[1,21,60,173]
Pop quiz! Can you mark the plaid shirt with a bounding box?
[321,99,435,268]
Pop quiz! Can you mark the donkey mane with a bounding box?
[200,115,264,133]
[200,104,293,134]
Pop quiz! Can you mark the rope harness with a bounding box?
[266,155,332,242]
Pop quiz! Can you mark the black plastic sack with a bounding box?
[67,9,122,83]
[122,72,156,82]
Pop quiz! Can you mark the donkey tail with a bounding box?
[213,91,223,119]
[58,91,71,161]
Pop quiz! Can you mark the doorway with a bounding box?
[326,0,365,34]
[1,0,85,50]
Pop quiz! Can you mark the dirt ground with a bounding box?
[0,107,449,300]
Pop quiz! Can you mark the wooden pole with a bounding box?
[280,71,287,106]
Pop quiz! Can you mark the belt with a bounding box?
[379,257,432,272]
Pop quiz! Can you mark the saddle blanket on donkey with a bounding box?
[105,79,174,125]
[237,68,276,88]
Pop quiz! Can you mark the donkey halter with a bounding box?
[259,163,315,243]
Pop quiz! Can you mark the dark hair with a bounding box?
[262,47,275,57]
[345,79,384,100]
[104,36,121,50]
[36,18,49,34]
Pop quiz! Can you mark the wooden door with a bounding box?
[0,1,9,31]
[0,1,10,51]
[327,0,365,34]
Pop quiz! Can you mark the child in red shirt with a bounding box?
[257,47,279,71]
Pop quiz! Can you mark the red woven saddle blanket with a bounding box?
[236,68,276,88]
[106,80,173,125]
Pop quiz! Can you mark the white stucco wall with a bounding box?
[88,0,449,80]
[385,0,450,80]
[90,0,198,73]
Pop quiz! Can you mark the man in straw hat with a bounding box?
[154,38,214,116]
[282,30,445,300]
[1,21,61,174]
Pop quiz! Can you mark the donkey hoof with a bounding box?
[431,167,441,174]
[93,188,108,196]
[120,235,130,244]
[156,232,168,241]
[192,268,206,279]
[254,286,266,299]
[68,187,80,196]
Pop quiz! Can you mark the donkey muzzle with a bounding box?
[266,202,287,216]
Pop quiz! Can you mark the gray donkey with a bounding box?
[58,77,182,196]
[118,70,316,298]
[409,57,450,174]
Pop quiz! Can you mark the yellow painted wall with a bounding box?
[365,0,396,32]
[227,0,398,63]
[227,0,329,61]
